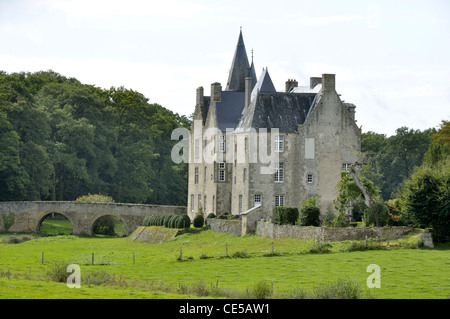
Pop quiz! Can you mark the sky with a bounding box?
[1,0,449,136]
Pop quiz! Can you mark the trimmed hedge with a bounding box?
[143,214,191,229]
[273,206,299,225]
[300,206,321,226]
[193,214,205,228]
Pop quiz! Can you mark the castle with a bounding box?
[187,30,361,220]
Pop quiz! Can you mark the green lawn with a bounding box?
[0,229,448,299]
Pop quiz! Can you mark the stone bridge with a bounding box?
[0,201,186,236]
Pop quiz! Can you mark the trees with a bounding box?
[361,127,434,200]
[397,121,450,243]
[0,70,190,205]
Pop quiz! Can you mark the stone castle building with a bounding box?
[187,30,361,220]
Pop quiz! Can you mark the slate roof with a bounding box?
[216,91,246,131]
[237,92,317,133]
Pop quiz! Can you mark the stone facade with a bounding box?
[0,201,185,236]
[187,31,361,221]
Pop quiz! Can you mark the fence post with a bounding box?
[92,253,94,265]
[41,251,44,264]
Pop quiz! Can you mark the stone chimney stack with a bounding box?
[346,103,356,121]
[285,79,298,92]
[310,77,322,89]
[322,74,335,92]
[245,77,252,110]
[211,82,222,102]
[196,87,204,106]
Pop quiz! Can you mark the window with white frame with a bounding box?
[342,163,352,172]
[275,195,284,207]
[274,162,284,183]
[275,135,284,152]
[219,134,226,152]
[254,194,262,206]
[307,174,313,184]
[218,162,226,181]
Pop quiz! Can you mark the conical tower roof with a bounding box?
[225,30,251,92]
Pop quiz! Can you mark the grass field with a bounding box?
[0,228,449,299]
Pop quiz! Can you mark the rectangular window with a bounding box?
[194,139,200,159]
[194,167,199,185]
[190,194,194,212]
[219,134,226,152]
[275,135,284,152]
[239,195,243,213]
[275,195,284,207]
[204,167,207,183]
[254,194,262,206]
[243,168,247,183]
[219,162,226,181]
[274,162,284,183]
[342,163,352,172]
[307,174,313,184]
[198,194,202,209]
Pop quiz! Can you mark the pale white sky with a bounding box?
[1,0,449,136]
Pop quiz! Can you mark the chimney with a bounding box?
[310,77,322,89]
[211,82,222,102]
[285,79,298,92]
[196,87,204,106]
[245,77,252,110]
[345,103,356,121]
[322,74,335,92]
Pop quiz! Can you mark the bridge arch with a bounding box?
[91,214,127,237]
[36,212,73,235]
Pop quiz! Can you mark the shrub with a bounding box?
[273,206,299,225]
[48,261,71,283]
[300,206,321,226]
[193,214,204,228]
[321,209,336,227]
[206,213,216,219]
[76,194,114,203]
[232,251,250,258]
[333,212,350,227]
[313,278,364,299]
[177,214,191,229]
[252,280,272,299]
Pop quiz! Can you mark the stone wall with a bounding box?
[256,221,413,242]
[206,218,241,236]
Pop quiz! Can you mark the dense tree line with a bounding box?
[0,70,190,205]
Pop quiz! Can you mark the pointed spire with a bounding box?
[226,29,251,92]
[248,49,257,90]
[251,67,276,100]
